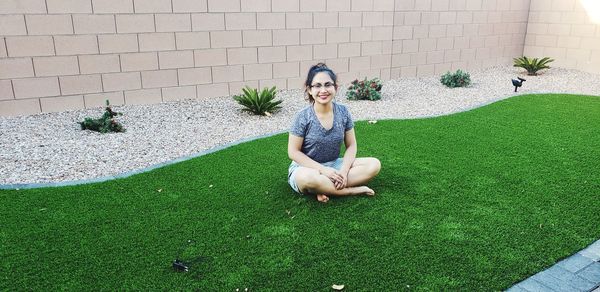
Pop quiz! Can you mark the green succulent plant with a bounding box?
[513,56,554,75]
[346,78,383,101]
[440,69,471,88]
[79,100,125,133]
[232,86,282,116]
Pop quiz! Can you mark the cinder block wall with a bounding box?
[524,0,600,74]
[0,0,530,117]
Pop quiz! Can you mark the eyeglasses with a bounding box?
[310,82,335,90]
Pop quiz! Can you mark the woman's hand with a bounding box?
[320,167,344,188]
[336,171,348,190]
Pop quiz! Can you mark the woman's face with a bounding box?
[309,72,337,105]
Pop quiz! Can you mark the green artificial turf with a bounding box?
[1,93,599,290]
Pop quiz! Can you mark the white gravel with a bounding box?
[1,65,599,186]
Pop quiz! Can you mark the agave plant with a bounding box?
[232,86,282,116]
[513,56,554,76]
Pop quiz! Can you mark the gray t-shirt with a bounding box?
[290,102,354,163]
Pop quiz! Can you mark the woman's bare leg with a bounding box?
[346,157,381,187]
[294,167,374,202]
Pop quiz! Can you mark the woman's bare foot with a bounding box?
[316,194,329,203]
[353,186,375,196]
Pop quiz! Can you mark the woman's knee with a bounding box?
[369,157,381,177]
[295,169,324,192]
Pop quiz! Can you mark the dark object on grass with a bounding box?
[173,259,189,272]
[512,77,526,92]
[79,100,125,133]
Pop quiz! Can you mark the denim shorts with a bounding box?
[288,158,344,194]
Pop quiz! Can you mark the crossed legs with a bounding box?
[294,157,381,202]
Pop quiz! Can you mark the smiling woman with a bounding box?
[286,63,381,203]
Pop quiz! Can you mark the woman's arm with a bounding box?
[338,128,357,188]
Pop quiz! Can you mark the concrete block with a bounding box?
[372,26,393,41]
[0,0,46,14]
[102,72,142,91]
[99,34,139,53]
[273,29,299,45]
[124,88,162,105]
[257,12,285,29]
[92,0,134,13]
[351,0,373,11]
[243,63,272,80]
[120,52,158,72]
[0,98,41,117]
[0,15,26,36]
[194,48,228,66]
[13,77,60,98]
[156,14,191,32]
[84,91,125,108]
[192,13,225,31]
[141,70,178,88]
[173,0,207,12]
[212,65,244,82]
[577,262,600,283]
[73,15,116,34]
[162,85,197,101]
[272,0,299,12]
[33,56,79,77]
[243,30,273,47]
[79,55,120,74]
[6,36,54,57]
[0,58,34,79]
[225,13,256,30]
[208,0,240,12]
[210,31,243,48]
[25,15,73,35]
[116,14,155,33]
[273,61,299,78]
[327,0,350,11]
[544,265,597,291]
[286,12,312,29]
[300,0,325,12]
[351,27,372,42]
[40,95,85,113]
[158,50,194,69]
[228,80,258,95]
[287,45,312,61]
[0,80,14,100]
[178,67,212,85]
[301,28,326,45]
[133,0,172,13]
[227,47,258,65]
[259,78,287,90]
[314,12,338,28]
[339,12,362,27]
[55,35,98,55]
[241,0,270,12]
[176,32,210,49]
[197,83,229,98]
[558,254,596,273]
[0,38,6,58]
[139,33,176,52]
[257,46,285,63]
[326,27,350,43]
[313,43,337,59]
[59,75,102,95]
[47,0,92,13]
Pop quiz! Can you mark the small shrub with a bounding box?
[233,86,282,116]
[79,100,125,133]
[346,78,383,101]
[440,69,471,88]
[513,56,554,76]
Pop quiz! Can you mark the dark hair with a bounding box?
[304,63,337,103]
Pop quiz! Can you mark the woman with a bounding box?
[287,63,381,203]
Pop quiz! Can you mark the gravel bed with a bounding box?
[1,65,599,186]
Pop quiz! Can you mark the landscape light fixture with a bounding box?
[512,77,526,92]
